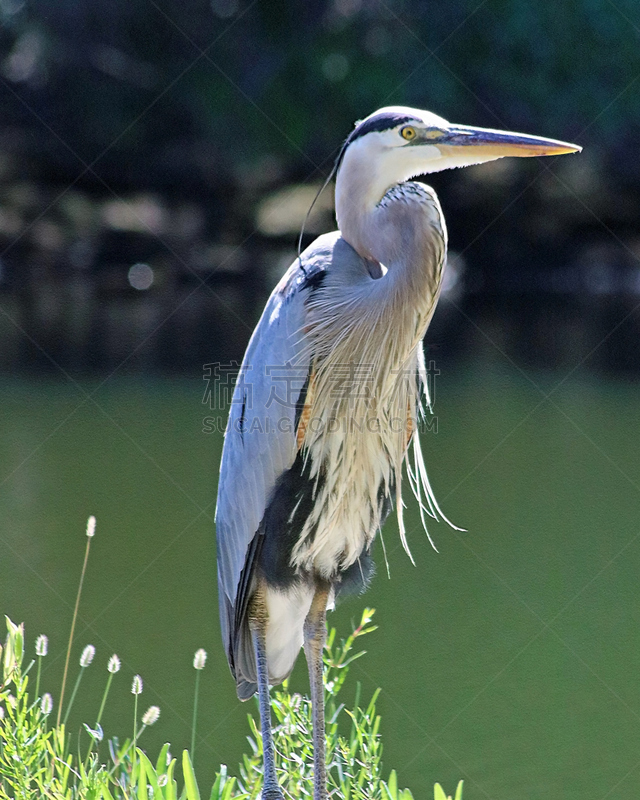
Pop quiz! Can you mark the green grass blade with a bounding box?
[220,777,238,800]
[434,784,447,800]
[100,784,116,800]
[390,770,399,800]
[165,758,178,800]
[138,749,162,798]
[137,747,148,800]
[156,742,171,774]
[208,765,224,800]
[182,750,201,800]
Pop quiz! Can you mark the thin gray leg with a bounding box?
[303,580,331,800]
[249,589,284,800]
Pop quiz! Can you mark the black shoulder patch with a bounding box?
[259,450,325,589]
[301,268,326,292]
[278,260,326,305]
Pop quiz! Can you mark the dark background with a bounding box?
[2,2,640,799]
[1,0,640,375]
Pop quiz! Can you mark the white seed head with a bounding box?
[86,515,96,538]
[131,674,143,695]
[80,644,96,667]
[35,634,48,657]
[108,654,121,673]
[41,693,53,715]
[141,705,160,726]
[193,648,207,670]
[158,775,168,787]
[0,706,3,719]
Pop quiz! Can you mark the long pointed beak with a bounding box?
[434,124,581,158]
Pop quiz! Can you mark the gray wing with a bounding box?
[215,231,346,698]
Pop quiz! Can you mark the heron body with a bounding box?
[215,106,580,800]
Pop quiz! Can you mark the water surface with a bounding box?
[1,363,639,799]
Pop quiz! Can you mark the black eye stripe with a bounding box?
[335,112,422,172]
[347,113,419,145]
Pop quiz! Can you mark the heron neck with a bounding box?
[336,145,446,261]
[335,148,398,263]
[335,169,448,311]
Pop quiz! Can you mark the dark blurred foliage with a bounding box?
[0,0,640,373]
[3,0,640,188]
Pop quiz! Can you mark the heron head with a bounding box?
[333,106,581,262]
[336,105,581,199]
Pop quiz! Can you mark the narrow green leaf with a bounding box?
[434,784,448,800]
[454,780,464,800]
[138,749,162,798]
[220,776,238,800]
[101,784,116,800]
[3,617,24,682]
[137,748,148,800]
[209,764,225,800]
[156,742,171,774]
[166,758,178,800]
[182,750,201,800]
[366,687,381,717]
[388,769,398,800]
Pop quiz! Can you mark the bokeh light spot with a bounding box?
[128,263,154,291]
[322,53,349,82]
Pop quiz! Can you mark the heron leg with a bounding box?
[303,579,331,800]
[249,589,284,800]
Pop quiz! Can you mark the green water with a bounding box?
[2,363,640,799]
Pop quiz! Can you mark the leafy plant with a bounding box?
[0,610,462,800]
[237,608,389,800]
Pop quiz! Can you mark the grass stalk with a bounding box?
[191,648,206,766]
[191,667,201,761]
[130,673,143,769]
[62,669,85,727]
[35,655,42,700]
[96,671,114,729]
[133,691,139,760]
[56,517,95,728]
[83,670,114,766]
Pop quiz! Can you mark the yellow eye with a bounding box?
[400,126,416,141]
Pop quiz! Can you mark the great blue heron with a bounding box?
[215,106,580,800]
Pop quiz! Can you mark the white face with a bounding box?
[347,106,507,182]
